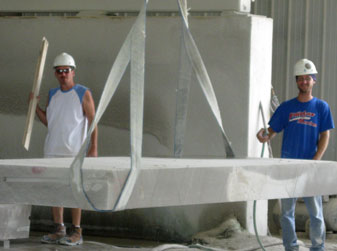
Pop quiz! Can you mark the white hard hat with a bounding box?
[53,52,76,69]
[294,58,317,76]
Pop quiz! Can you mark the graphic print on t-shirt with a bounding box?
[289,110,317,127]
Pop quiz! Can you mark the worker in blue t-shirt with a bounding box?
[257,58,334,251]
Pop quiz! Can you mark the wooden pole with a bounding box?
[22,37,49,150]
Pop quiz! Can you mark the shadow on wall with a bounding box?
[31,202,246,242]
[100,85,173,150]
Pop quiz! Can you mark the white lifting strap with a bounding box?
[69,0,148,211]
[175,0,235,158]
[174,0,193,157]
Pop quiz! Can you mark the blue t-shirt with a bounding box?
[269,97,334,159]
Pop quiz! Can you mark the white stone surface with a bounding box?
[0,204,31,240]
[0,157,336,211]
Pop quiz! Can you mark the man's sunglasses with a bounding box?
[55,68,72,74]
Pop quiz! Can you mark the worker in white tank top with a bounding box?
[34,52,98,246]
[44,84,89,157]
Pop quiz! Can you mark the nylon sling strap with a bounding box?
[174,0,193,157]
[69,0,148,211]
[175,0,235,158]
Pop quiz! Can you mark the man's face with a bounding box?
[54,66,75,85]
[296,74,315,94]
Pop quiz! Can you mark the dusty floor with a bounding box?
[1,232,337,251]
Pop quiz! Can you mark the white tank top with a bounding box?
[44,84,88,157]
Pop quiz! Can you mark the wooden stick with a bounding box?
[22,37,49,150]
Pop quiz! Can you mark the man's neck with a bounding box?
[60,81,75,91]
[297,92,313,102]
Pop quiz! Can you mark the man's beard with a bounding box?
[297,85,310,94]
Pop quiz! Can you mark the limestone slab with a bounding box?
[0,157,336,211]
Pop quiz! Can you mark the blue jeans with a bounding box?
[280,196,325,251]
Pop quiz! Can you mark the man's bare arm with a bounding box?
[313,130,330,160]
[82,90,98,157]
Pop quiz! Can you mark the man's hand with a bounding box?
[257,127,277,143]
[256,128,269,143]
[28,92,40,103]
[87,148,98,157]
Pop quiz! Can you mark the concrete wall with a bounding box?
[0,15,272,159]
[0,0,251,12]
[0,14,272,241]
